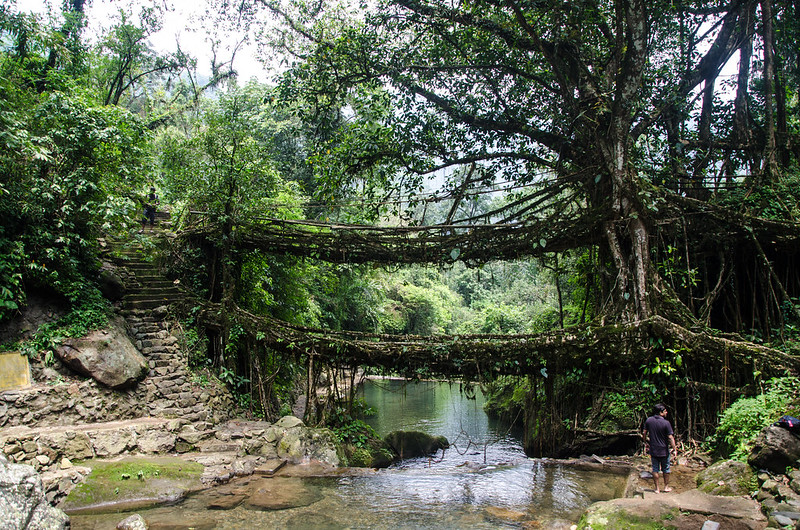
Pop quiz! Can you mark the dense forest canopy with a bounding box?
[247,0,800,324]
[1,0,799,455]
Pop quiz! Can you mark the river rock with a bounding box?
[207,492,246,510]
[384,431,449,460]
[137,430,176,454]
[93,427,136,457]
[285,512,345,529]
[275,415,304,429]
[54,316,148,389]
[276,425,341,466]
[582,489,765,529]
[484,506,528,522]
[242,477,323,511]
[0,454,70,529]
[117,513,148,529]
[696,460,755,496]
[748,425,800,474]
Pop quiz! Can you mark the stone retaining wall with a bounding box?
[0,416,340,506]
[0,311,235,429]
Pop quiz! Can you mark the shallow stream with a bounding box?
[68,380,628,529]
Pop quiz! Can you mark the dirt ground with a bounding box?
[623,456,766,530]
[633,456,704,495]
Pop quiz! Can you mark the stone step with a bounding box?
[136,335,177,345]
[123,313,169,324]
[135,339,177,349]
[137,340,178,351]
[124,299,183,310]
[148,359,176,368]
[144,352,182,362]
[134,330,171,339]
[122,260,159,268]
[124,290,184,301]
[148,374,188,386]
[128,269,167,277]
[139,340,180,349]
[145,352,184,361]
[128,325,166,335]
[133,281,178,290]
[129,283,183,292]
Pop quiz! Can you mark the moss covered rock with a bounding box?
[578,499,677,529]
[384,431,449,460]
[341,440,394,468]
[60,456,204,513]
[696,460,756,496]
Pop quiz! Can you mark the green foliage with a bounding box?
[308,264,381,332]
[483,376,529,420]
[92,6,189,107]
[15,291,109,363]
[594,383,649,432]
[640,339,687,396]
[446,259,577,335]
[715,376,800,460]
[376,266,461,335]
[657,245,698,292]
[0,239,25,320]
[180,316,210,369]
[159,81,288,223]
[0,9,150,321]
[459,301,528,334]
[328,399,379,449]
[714,171,800,220]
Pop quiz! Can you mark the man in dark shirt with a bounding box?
[643,403,678,493]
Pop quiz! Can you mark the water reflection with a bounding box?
[359,379,526,468]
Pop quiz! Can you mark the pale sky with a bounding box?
[17,0,272,82]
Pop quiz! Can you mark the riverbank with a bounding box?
[578,454,767,530]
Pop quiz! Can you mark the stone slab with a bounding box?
[254,459,287,476]
[0,351,30,391]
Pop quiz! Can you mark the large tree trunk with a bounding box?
[732,12,754,173]
[760,0,779,179]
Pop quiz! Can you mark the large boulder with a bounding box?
[384,431,449,460]
[97,263,126,301]
[696,459,755,496]
[0,454,69,529]
[274,416,342,466]
[748,425,800,474]
[55,316,148,389]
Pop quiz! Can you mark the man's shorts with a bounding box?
[651,454,671,474]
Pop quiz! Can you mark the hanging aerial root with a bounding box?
[194,301,799,381]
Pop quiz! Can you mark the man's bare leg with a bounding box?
[652,472,661,493]
[663,472,672,492]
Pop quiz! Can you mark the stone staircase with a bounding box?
[0,212,346,512]
[115,210,187,312]
[110,213,232,422]
[0,214,239,495]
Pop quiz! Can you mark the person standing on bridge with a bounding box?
[643,403,678,493]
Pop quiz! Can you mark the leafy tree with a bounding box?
[254,0,799,331]
[92,6,191,107]
[0,6,149,321]
[376,267,461,335]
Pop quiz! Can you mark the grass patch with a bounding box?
[577,506,681,529]
[63,457,204,510]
